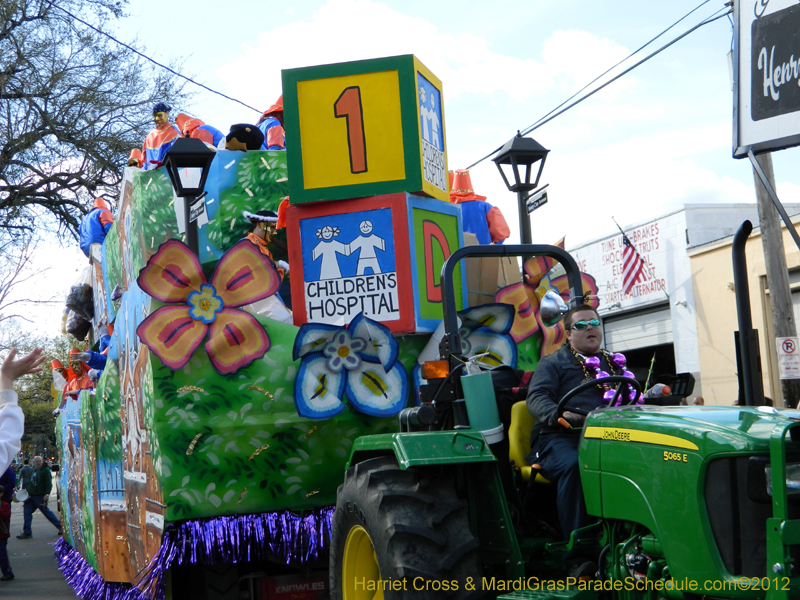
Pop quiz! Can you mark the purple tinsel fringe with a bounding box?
[55,538,149,600]
[56,507,335,600]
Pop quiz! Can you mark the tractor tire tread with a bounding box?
[331,456,482,599]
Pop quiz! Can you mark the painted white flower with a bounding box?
[322,330,366,373]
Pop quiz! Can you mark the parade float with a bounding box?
[55,55,596,599]
[54,52,800,600]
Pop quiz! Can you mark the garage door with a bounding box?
[603,306,673,352]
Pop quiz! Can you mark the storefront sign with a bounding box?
[734,0,800,156]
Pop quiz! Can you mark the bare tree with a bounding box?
[0,0,193,240]
[0,234,57,328]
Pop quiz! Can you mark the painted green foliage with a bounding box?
[516,337,540,372]
[104,225,122,308]
[131,169,180,256]
[54,413,73,548]
[208,151,289,259]
[80,389,98,572]
[96,359,122,462]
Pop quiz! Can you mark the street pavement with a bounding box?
[4,499,76,598]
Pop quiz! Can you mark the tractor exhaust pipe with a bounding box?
[732,221,765,406]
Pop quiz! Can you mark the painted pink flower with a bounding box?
[136,239,280,374]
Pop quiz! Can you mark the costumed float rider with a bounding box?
[127,102,181,170]
[242,210,292,310]
[78,197,114,258]
[449,169,510,245]
[175,113,225,149]
[526,305,625,579]
[50,359,69,395]
[60,350,95,408]
[257,95,285,150]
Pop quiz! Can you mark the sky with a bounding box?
[20,0,800,334]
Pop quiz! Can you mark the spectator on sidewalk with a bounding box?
[17,459,31,490]
[17,456,61,539]
[0,466,16,580]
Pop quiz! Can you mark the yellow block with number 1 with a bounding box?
[297,70,405,189]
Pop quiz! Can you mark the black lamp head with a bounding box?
[162,137,216,198]
[492,133,550,193]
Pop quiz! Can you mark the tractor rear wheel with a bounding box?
[330,456,481,600]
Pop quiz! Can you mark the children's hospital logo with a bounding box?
[418,73,446,192]
[301,209,399,324]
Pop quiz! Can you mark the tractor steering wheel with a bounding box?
[555,376,643,419]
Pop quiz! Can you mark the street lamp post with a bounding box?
[492,133,550,245]
[162,137,216,255]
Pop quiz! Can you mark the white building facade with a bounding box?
[567,204,800,396]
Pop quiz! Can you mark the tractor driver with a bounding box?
[526,304,622,578]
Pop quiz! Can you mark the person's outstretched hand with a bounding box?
[1,348,46,391]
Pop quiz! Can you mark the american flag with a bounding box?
[622,234,646,294]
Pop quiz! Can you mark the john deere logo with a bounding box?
[602,429,631,442]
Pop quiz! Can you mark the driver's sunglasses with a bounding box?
[570,319,601,331]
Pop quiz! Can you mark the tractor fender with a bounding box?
[346,430,498,470]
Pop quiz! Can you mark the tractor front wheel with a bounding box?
[330,456,481,600]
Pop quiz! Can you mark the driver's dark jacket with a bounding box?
[526,344,613,443]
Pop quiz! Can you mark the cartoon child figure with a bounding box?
[429,95,441,151]
[350,220,385,276]
[419,86,430,143]
[312,226,351,280]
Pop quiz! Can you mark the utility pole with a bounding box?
[753,152,800,407]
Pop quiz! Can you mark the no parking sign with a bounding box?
[777,336,800,379]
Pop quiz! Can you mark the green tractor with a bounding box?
[329,240,800,600]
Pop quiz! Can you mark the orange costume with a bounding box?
[449,169,510,245]
[175,113,225,148]
[257,95,285,150]
[63,350,94,400]
[245,232,285,279]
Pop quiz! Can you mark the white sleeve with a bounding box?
[0,390,24,473]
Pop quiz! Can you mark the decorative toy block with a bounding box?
[282,55,448,204]
[286,193,466,334]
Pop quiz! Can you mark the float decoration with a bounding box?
[293,313,409,419]
[457,303,518,368]
[495,238,599,362]
[57,508,334,600]
[55,538,147,600]
[412,303,518,397]
[136,239,280,374]
[137,509,334,600]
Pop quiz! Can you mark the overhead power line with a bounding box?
[466,2,732,170]
[520,0,712,136]
[40,0,262,115]
[38,0,730,163]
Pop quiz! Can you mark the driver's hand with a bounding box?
[562,411,586,428]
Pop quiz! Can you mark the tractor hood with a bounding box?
[584,404,800,454]
[580,404,800,585]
